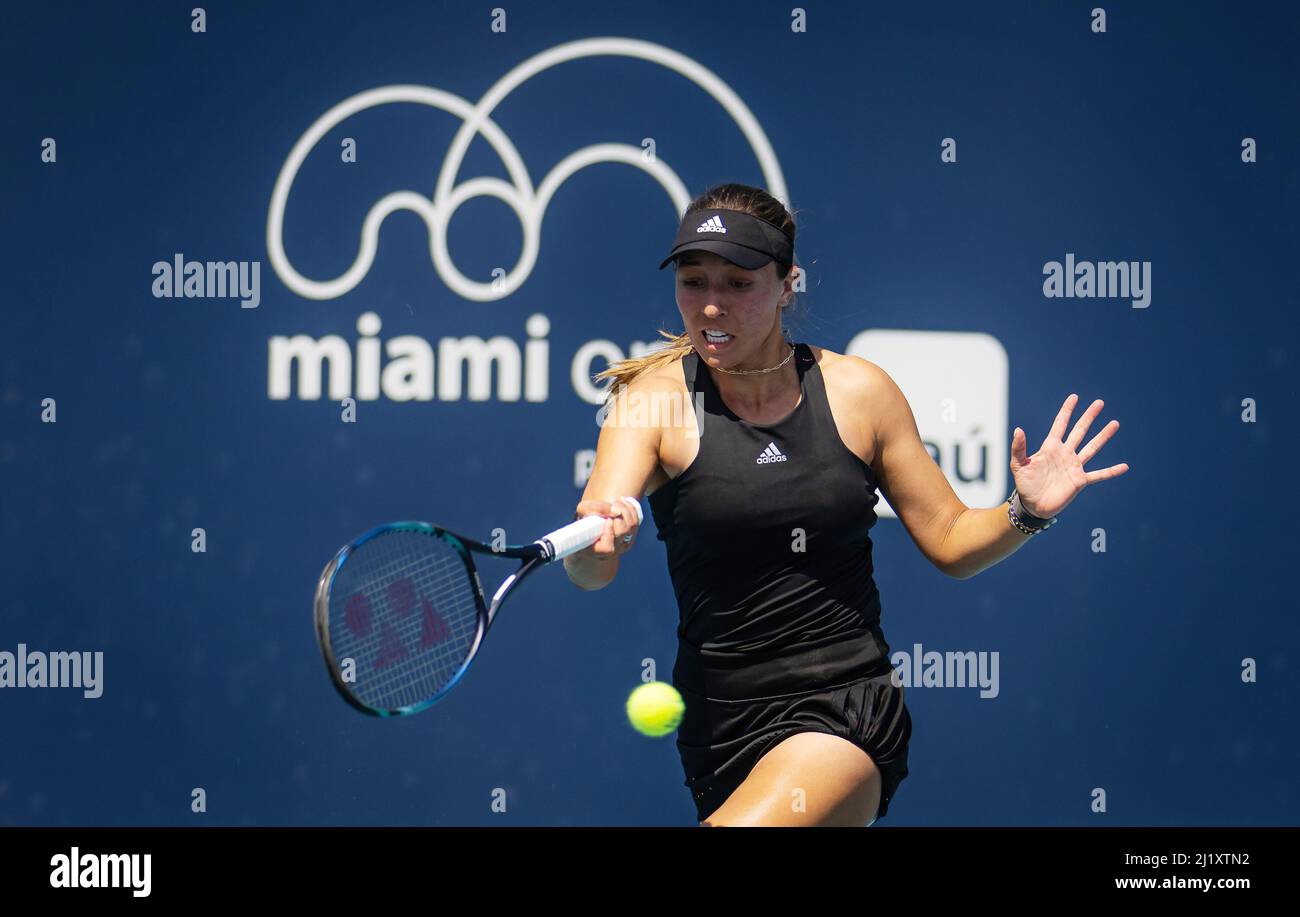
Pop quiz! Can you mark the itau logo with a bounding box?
[267,37,787,303]
[846,329,1008,515]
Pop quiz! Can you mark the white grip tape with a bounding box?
[543,497,643,561]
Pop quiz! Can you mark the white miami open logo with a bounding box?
[266,37,789,303]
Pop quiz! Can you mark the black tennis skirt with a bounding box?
[672,629,911,824]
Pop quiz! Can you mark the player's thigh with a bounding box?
[701,731,881,827]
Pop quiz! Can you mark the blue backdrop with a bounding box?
[2,0,1296,826]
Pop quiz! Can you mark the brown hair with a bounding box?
[593,183,798,402]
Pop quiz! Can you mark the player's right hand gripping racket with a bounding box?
[313,499,643,717]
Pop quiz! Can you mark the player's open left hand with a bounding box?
[1011,393,1129,519]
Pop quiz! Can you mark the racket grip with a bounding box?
[540,498,644,561]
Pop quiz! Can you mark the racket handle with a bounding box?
[539,498,644,561]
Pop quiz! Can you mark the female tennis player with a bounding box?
[563,183,1128,827]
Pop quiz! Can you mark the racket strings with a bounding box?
[328,530,481,711]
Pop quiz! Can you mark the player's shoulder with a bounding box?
[805,343,890,397]
[600,351,691,434]
[807,344,911,432]
[626,351,690,396]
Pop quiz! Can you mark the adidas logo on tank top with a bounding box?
[756,442,788,464]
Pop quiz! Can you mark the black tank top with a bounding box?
[648,342,892,665]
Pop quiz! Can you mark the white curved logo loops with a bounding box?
[266,37,789,302]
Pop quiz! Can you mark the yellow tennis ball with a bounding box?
[626,681,685,737]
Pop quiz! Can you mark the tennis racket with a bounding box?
[313,498,643,717]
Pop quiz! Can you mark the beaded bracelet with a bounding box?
[1006,489,1057,535]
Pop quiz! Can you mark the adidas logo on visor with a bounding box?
[695,216,726,234]
[756,442,788,464]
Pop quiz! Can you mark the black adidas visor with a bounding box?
[658,207,794,272]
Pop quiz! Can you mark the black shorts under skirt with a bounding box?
[672,630,911,824]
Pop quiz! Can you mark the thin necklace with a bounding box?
[709,336,797,376]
